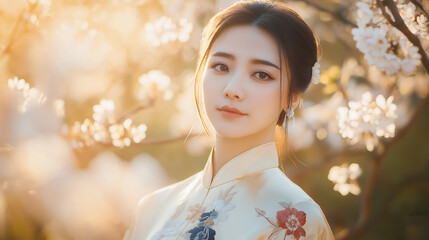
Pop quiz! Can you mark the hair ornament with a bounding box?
[311,61,320,85]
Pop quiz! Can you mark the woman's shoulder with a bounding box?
[123,171,203,239]
[257,168,326,213]
[251,168,335,239]
[256,168,314,203]
[138,170,202,205]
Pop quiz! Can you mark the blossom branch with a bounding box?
[1,9,26,57]
[290,0,357,27]
[346,172,429,240]
[410,0,429,19]
[113,97,156,125]
[1,2,39,58]
[288,150,365,179]
[121,132,201,146]
[338,94,429,240]
[377,0,429,74]
[75,133,202,161]
[382,95,429,151]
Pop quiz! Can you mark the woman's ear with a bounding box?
[283,93,302,112]
[291,93,302,109]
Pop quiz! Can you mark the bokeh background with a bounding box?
[0,0,428,239]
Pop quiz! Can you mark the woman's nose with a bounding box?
[223,71,244,100]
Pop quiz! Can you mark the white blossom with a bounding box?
[93,99,116,125]
[109,119,147,148]
[8,76,47,112]
[337,91,397,151]
[144,16,193,47]
[328,163,362,196]
[352,0,423,75]
[69,100,147,148]
[136,70,173,102]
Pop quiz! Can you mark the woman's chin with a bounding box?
[212,126,255,139]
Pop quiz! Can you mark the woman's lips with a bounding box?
[218,109,247,119]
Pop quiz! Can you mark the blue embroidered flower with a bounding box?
[188,209,218,240]
[188,225,215,240]
[200,209,218,223]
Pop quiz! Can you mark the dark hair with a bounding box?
[193,0,321,171]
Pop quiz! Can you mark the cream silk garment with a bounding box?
[123,141,335,240]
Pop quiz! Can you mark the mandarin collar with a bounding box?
[201,141,279,189]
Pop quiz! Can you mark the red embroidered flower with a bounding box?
[255,202,307,240]
[276,205,306,239]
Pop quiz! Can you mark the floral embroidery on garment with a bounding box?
[151,199,189,240]
[256,202,307,240]
[186,203,207,224]
[187,185,238,240]
[151,185,238,240]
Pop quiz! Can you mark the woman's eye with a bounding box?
[254,72,273,80]
[213,63,229,72]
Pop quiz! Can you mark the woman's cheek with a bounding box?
[202,76,217,109]
[254,89,281,116]
[204,75,222,98]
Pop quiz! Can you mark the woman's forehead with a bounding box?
[208,25,281,66]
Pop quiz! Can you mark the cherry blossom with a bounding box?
[144,16,193,47]
[8,76,47,112]
[351,0,424,75]
[136,70,174,102]
[69,99,148,149]
[337,91,397,151]
[328,163,362,196]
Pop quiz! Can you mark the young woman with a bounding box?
[124,1,335,239]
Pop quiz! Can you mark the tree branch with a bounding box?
[287,150,365,179]
[96,132,203,149]
[113,97,156,124]
[128,132,202,145]
[377,0,429,74]
[1,2,39,58]
[338,94,429,240]
[289,0,357,28]
[382,173,429,216]
[411,0,429,19]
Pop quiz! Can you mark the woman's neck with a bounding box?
[211,135,275,182]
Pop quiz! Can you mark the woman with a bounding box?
[124,1,335,239]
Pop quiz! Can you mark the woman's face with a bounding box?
[202,25,285,139]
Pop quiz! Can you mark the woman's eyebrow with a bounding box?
[250,59,280,70]
[211,51,280,70]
